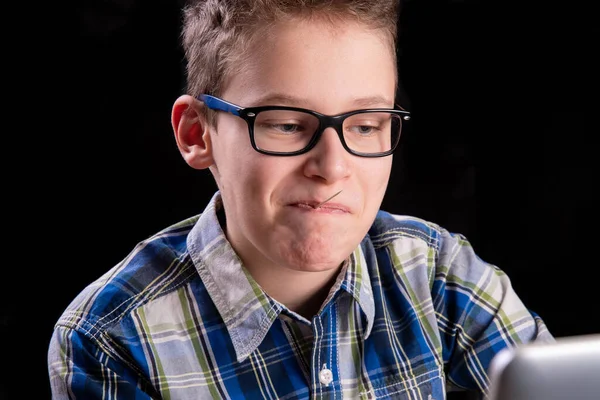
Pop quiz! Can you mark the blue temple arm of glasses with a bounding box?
[198,94,242,116]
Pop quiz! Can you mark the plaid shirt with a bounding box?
[48,191,553,399]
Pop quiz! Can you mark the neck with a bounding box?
[235,245,344,319]
[250,264,343,319]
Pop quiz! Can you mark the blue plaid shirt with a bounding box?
[48,191,553,399]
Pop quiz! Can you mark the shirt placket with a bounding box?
[310,305,340,399]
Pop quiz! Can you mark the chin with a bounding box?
[279,238,350,272]
[287,259,343,273]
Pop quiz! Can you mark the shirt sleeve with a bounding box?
[48,325,157,399]
[432,228,554,396]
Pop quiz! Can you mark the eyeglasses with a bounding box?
[198,94,411,157]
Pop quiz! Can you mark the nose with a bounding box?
[302,127,351,183]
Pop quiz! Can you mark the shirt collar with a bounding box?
[187,191,375,362]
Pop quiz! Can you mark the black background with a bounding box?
[3,0,598,398]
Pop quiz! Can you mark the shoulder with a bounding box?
[54,215,201,339]
[368,210,489,271]
[368,210,445,251]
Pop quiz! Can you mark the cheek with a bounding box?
[252,157,301,185]
[360,160,392,195]
[212,133,256,183]
[222,155,298,207]
[355,161,392,219]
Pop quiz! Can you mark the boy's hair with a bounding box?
[181,0,400,104]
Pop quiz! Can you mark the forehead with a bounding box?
[221,18,397,112]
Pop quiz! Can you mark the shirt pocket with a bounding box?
[366,366,445,400]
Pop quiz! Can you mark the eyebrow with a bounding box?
[351,95,394,108]
[250,93,393,109]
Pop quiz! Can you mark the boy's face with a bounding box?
[209,19,396,273]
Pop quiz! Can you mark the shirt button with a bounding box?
[319,368,333,385]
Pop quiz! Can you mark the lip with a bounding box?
[288,201,351,213]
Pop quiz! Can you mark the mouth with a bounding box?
[289,201,350,213]
[315,189,343,208]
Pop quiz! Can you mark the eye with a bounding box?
[354,125,375,135]
[347,123,380,136]
[255,110,318,137]
[258,119,312,135]
[273,123,301,134]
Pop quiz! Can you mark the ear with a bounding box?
[171,94,214,170]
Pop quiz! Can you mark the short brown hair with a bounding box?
[181,0,400,100]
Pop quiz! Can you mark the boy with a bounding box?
[49,0,553,398]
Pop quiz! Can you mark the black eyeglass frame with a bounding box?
[198,94,411,157]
